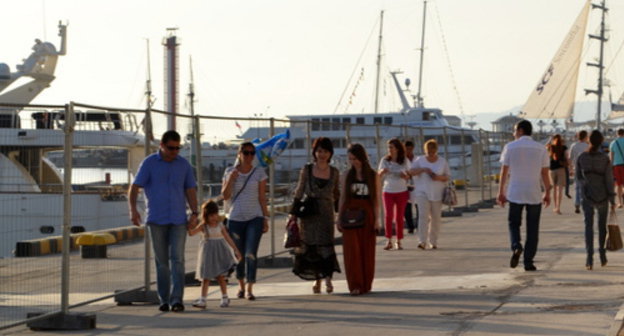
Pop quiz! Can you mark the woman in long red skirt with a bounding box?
[339,143,380,295]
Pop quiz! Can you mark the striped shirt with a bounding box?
[223,166,268,221]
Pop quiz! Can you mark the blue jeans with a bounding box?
[228,217,264,283]
[508,202,541,267]
[581,200,608,266]
[575,179,583,206]
[148,223,187,306]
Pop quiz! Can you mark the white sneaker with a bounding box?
[192,297,206,308]
[219,297,230,308]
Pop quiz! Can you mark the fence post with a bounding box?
[306,121,312,163]
[143,107,153,292]
[479,130,486,203]
[461,129,468,207]
[345,123,351,145]
[418,127,425,155]
[485,131,492,201]
[375,124,384,234]
[193,116,204,203]
[61,102,75,314]
[269,118,276,258]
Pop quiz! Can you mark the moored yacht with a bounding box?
[0,23,147,258]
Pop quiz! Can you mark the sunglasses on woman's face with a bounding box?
[241,150,256,156]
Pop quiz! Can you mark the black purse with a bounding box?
[339,208,366,230]
[291,164,319,218]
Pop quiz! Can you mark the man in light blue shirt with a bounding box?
[129,130,197,313]
[609,129,624,208]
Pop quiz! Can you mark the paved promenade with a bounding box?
[4,196,624,336]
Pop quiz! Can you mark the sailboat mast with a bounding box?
[144,39,154,142]
[374,10,384,114]
[587,0,608,131]
[416,0,428,108]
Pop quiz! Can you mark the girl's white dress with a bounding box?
[195,223,237,280]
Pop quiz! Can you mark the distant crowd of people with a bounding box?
[127,122,618,312]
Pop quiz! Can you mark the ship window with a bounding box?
[312,118,320,131]
[293,138,304,149]
[356,117,365,125]
[332,118,341,131]
[373,117,382,125]
[422,112,430,121]
[342,118,350,130]
[451,135,463,145]
[384,117,392,125]
[321,118,330,131]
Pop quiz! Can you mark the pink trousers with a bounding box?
[382,191,409,240]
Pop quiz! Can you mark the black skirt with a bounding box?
[292,244,341,280]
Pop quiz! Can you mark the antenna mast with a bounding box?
[188,56,195,117]
[374,10,384,114]
[415,0,428,108]
[585,0,608,131]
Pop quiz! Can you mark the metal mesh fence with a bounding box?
[1,101,511,330]
[0,104,67,327]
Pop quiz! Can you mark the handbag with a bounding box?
[291,164,320,218]
[339,208,366,230]
[606,211,623,251]
[442,184,457,206]
[283,216,301,248]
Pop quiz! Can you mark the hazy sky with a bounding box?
[2,0,624,129]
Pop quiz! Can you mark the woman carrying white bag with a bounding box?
[409,139,450,250]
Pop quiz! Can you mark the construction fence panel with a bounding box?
[56,103,149,312]
[0,104,67,328]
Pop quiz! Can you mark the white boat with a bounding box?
[0,23,147,258]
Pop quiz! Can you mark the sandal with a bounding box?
[247,293,256,301]
[312,281,321,294]
[237,289,245,299]
[350,289,360,296]
[325,280,333,294]
[395,241,403,250]
[383,240,393,251]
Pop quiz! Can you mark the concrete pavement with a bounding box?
[4,197,624,336]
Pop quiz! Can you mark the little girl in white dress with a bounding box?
[189,200,241,308]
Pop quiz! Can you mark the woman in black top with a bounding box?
[547,134,568,214]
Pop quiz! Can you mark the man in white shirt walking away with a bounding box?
[497,120,551,271]
[568,130,589,214]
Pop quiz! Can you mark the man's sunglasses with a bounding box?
[166,146,181,151]
[241,150,256,156]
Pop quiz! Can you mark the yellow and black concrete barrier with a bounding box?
[15,226,145,257]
